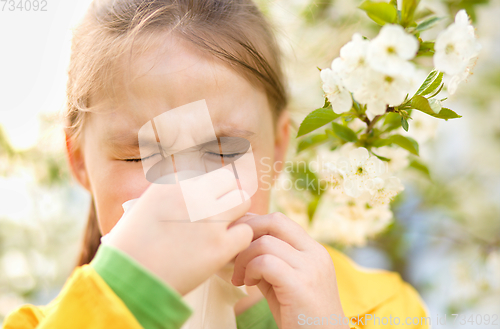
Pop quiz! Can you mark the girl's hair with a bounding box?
[66,0,289,266]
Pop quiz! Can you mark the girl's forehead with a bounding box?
[90,97,267,153]
[87,34,271,143]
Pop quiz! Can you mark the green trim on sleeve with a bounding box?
[90,244,193,329]
[236,297,278,329]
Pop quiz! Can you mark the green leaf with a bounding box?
[402,0,420,27]
[297,107,340,137]
[416,70,438,93]
[411,95,436,113]
[331,122,358,142]
[428,83,444,99]
[420,72,443,96]
[300,0,335,24]
[322,97,331,109]
[415,16,444,31]
[290,162,321,194]
[307,197,320,223]
[409,158,431,179]
[371,152,391,162]
[383,112,402,131]
[325,128,335,138]
[297,134,329,153]
[372,138,391,147]
[388,134,419,155]
[414,70,444,97]
[414,8,434,21]
[374,134,419,155]
[435,108,462,120]
[417,41,435,56]
[359,0,397,25]
[352,100,362,115]
[411,95,462,120]
[401,117,409,131]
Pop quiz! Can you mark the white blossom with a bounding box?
[353,68,413,120]
[447,57,478,95]
[316,143,356,172]
[364,173,405,206]
[323,166,344,192]
[434,10,481,94]
[372,146,410,173]
[348,117,368,132]
[320,68,353,114]
[321,25,421,121]
[309,189,393,246]
[334,33,371,91]
[367,24,419,77]
[312,144,355,188]
[335,147,388,197]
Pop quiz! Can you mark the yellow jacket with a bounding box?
[2,243,430,329]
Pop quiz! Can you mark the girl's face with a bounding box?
[67,35,289,235]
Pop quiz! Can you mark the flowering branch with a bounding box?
[289,1,482,246]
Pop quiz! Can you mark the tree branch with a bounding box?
[364,106,396,134]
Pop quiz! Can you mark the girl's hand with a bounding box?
[106,169,253,296]
[231,213,350,329]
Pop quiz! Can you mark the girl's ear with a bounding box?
[273,109,290,175]
[65,130,91,191]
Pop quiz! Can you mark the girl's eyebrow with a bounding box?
[215,127,255,138]
[104,132,154,149]
[105,127,255,149]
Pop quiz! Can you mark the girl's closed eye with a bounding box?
[122,151,242,163]
[205,151,243,159]
[123,153,161,162]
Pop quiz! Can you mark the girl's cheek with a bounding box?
[95,162,150,234]
[247,147,275,214]
[116,165,151,199]
[248,189,271,215]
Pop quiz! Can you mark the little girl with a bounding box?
[3,1,430,328]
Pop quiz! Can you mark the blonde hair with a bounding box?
[66,0,289,266]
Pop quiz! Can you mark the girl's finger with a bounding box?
[232,234,301,286]
[206,189,251,225]
[221,222,254,263]
[244,254,296,287]
[228,213,258,229]
[197,168,238,199]
[241,212,315,251]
